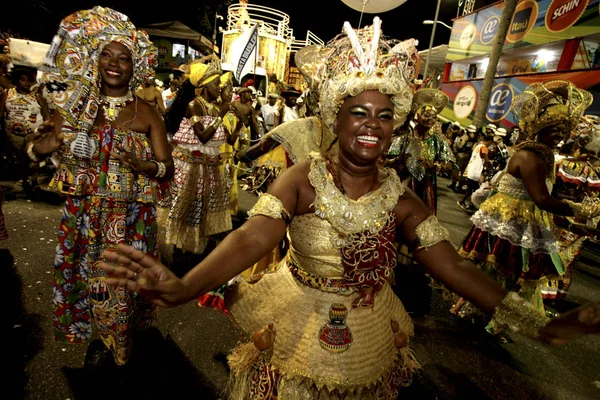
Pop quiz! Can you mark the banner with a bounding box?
[227,24,259,83]
[446,0,600,61]
[440,69,600,125]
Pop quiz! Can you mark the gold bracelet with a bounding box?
[492,292,550,338]
[211,116,223,129]
[189,115,202,126]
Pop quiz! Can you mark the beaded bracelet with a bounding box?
[151,160,167,178]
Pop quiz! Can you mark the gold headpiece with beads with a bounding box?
[411,88,449,116]
[512,80,592,137]
[295,17,417,130]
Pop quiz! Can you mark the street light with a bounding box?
[212,13,224,53]
[422,0,442,82]
[423,19,452,30]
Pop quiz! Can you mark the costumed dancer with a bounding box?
[27,6,173,365]
[542,116,600,301]
[386,88,456,316]
[100,21,600,399]
[387,88,455,215]
[217,72,246,217]
[162,58,234,256]
[453,80,600,341]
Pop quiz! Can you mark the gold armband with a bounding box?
[414,215,450,250]
[247,193,291,223]
[189,115,202,126]
[492,292,550,337]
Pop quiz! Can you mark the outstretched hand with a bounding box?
[32,120,64,156]
[538,302,600,345]
[99,243,191,308]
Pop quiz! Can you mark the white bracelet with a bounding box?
[26,142,41,162]
[152,160,166,178]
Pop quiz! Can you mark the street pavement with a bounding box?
[1,177,600,400]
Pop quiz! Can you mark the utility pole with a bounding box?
[423,0,442,81]
[472,0,517,127]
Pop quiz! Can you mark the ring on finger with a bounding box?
[132,271,138,280]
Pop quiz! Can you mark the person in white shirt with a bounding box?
[280,88,300,123]
[261,93,280,132]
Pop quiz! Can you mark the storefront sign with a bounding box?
[454,85,477,119]
[480,16,500,45]
[486,83,514,122]
[507,0,538,43]
[460,23,478,49]
[545,0,589,32]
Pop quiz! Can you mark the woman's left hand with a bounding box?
[538,302,600,345]
[111,144,142,171]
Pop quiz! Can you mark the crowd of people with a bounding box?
[1,6,600,400]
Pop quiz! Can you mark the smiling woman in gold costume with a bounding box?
[99,21,600,400]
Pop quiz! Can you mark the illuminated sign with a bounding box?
[460,23,477,49]
[545,0,589,32]
[454,85,477,119]
[486,83,514,122]
[507,0,538,43]
[480,16,500,45]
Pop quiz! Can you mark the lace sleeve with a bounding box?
[247,193,291,223]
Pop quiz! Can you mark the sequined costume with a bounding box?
[225,153,424,398]
[387,126,455,214]
[542,157,600,299]
[458,141,563,324]
[39,6,163,365]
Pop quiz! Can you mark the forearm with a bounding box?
[536,197,574,216]
[180,224,280,300]
[416,245,505,313]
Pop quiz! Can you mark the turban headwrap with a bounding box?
[40,6,157,135]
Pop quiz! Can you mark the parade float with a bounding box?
[218,0,323,94]
[439,0,600,128]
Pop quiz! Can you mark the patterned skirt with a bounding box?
[164,151,231,254]
[53,195,158,365]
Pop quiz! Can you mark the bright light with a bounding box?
[480,58,490,70]
[422,20,452,30]
[216,14,224,20]
[536,49,554,60]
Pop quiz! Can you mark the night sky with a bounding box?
[3,0,496,51]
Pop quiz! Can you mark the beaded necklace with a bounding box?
[99,91,133,124]
[326,158,379,196]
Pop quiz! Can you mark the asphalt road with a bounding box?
[1,177,600,400]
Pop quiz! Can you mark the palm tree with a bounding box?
[472,0,517,127]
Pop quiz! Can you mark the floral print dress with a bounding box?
[51,125,167,365]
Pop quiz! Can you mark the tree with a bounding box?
[472,0,517,128]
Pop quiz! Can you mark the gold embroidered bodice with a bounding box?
[497,172,553,200]
[286,152,405,278]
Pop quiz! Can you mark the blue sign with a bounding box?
[480,16,500,44]
[486,83,514,122]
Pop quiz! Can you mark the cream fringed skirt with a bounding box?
[162,155,232,254]
[225,260,420,399]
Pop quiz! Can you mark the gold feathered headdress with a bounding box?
[295,17,417,130]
